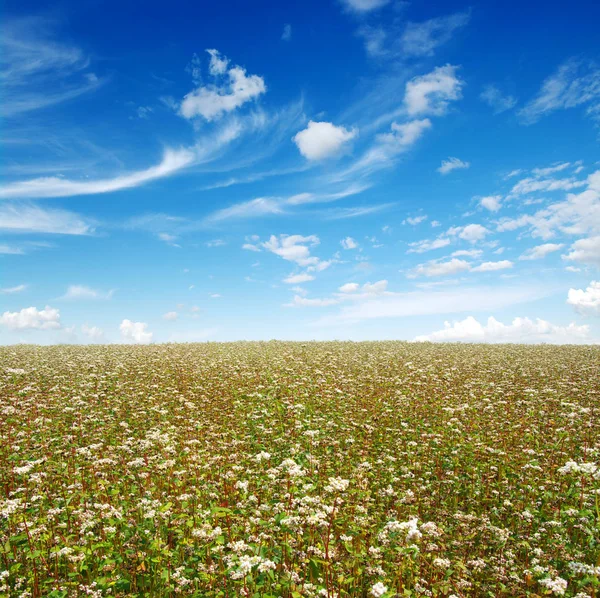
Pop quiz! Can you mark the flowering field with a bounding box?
[1,342,599,598]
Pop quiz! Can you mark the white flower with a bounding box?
[371,582,388,597]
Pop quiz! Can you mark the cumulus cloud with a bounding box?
[293,121,357,160]
[567,281,600,316]
[340,236,358,249]
[562,236,600,268]
[404,215,428,226]
[415,315,592,344]
[262,234,321,267]
[447,224,490,243]
[437,157,470,175]
[519,243,564,260]
[0,306,61,330]
[480,195,502,212]
[179,49,266,121]
[404,65,463,116]
[120,319,153,344]
[401,11,470,57]
[163,311,178,321]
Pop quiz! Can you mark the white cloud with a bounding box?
[340,236,358,250]
[81,324,104,342]
[567,281,600,316]
[61,285,113,300]
[281,24,292,41]
[0,244,24,255]
[339,282,360,293]
[339,0,389,13]
[0,284,27,294]
[532,162,572,177]
[510,176,585,196]
[480,85,517,114]
[1,18,105,117]
[0,204,94,234]
[362,280,388,294]
[562,236,600,268]
[242,243,261,252]
[448,223,490,243]
[401,12,470,57]
[262,234,321,267]
[293,121,357,161]
[119,319,153,344]
[415,315,591,344]
[407,237,451,253]
[286,295,339,307]
[179,50,266,121]
[0,306,61,330]
[315,285,549,326]
[518,60,600,124]
[284,273,315,284]
[163,311,178,321]
[404,65,463,116]
[471,260,513,272]
[206,197,284,223]
[410,258,471,278]
[0,148,195,199]
[377,118,432,148]
[404,215,428,226]
[437,157,470,175]
[205,239,227,247]
[519,243,564,260]
[480,195,502,212]
[452,249,482,258]
[497,170,600,240]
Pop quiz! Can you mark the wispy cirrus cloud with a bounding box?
[1,17,106,118]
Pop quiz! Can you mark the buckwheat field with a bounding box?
[1,342,599,598]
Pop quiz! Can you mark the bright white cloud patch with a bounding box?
[480,195,502,212]
[262,234,321,267]
[0,306,61,330]
[339,282,360,293]
[567,281,600,316]
[448,224,490,243]
[519,243,564,260]
[293,121,357,160]
[404,65,463,116]
[179,49,266,121]
[562,236,600,268]
[340,236,358,250]
[407,237,450,253]
[415,315,591,344]
[437,157,470,175]
[120,319,153,344]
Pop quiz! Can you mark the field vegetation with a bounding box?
[0,342,599,597]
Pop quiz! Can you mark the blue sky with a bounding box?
[1,0,599,344]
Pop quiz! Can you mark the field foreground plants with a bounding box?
[0,342,599,598]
